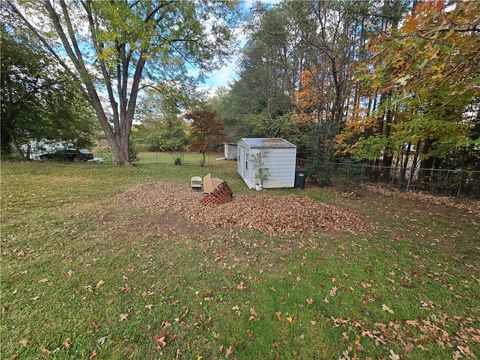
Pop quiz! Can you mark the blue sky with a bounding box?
[197,0,281,96]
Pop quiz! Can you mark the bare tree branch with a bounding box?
[5,0,82,88]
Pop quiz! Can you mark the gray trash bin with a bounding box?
[295,170,308,189]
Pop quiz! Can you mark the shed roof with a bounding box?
[239,138,296,149]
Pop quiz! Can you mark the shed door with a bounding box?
[238,147,249,179]
[238,148,243,176]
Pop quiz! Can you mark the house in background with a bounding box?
[237,138,296,189]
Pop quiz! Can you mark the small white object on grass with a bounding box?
[190,176,203,189]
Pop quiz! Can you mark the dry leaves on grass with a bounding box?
[236,281,246,291]
[331,314,480,359]
[389,350,400,360]
[225,346,234,358]
[90,321,99,332]
[63,338,72,349]
[154,332,168,348]
[18,339,29,347]
[249,307,260,321]
[382,304,394,314]
[365,184,480,216]
[97,336,108,345]
[121,283,131,293]
[118,183,366,236]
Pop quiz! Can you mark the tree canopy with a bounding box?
[7,0,237,164]
[1,10,97,159]
[214,0,479,186]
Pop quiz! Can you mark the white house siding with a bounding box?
[258,148,296,188]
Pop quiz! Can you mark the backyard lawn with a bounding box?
[1,154,479,359]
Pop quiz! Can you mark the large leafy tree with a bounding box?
[7,0,236,164]
[339,0,480,172]
[214,3,300,141]
[1,15,97,159]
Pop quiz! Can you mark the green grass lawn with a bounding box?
[136,151,226,166]
[1,155,479,359]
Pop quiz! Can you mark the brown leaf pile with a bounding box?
[117,183,366,235]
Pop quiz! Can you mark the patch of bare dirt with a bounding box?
[92,206,216,238]
[117,183,366,236]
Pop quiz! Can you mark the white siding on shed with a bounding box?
[258,148,296,188]
[237,138,296,189]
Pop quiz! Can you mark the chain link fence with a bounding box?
[297,159,480,199]
[136,151,226,166]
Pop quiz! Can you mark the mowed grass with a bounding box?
[135,151,225,166]
[1,153,479,359]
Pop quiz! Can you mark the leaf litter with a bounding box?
[331,314,480,359]
[118,183,366,236]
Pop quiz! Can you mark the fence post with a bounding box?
[406,169,411,192]
[456,170,464,198]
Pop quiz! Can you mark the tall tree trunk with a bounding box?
[1,122,12,157]
[409,141,420,185]
[401,142,411,182]
[26,144,32,160]
[382,101,394,169]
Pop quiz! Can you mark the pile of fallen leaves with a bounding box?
[118,183,366,235]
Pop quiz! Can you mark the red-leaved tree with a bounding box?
[187,110,224,167]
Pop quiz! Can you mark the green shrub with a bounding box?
[173,155,183,165]
[129,141,138,163]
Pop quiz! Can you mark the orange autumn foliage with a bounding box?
[293,68,318,123]
[336,110,375,147]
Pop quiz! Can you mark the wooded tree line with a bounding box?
[132,87,224,168]
[3,0,479,189]
[213,0,480,186]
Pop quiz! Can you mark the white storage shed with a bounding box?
[223,143,237,160]
[237,138,297,189]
